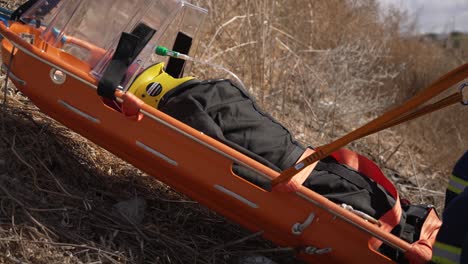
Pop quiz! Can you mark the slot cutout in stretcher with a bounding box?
[0,20,439,264]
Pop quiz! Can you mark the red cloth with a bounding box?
[405,209,442,264]
[405,240,433,264]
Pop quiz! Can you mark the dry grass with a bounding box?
[0,0,467,263]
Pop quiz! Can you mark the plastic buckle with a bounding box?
[460,82,468,105]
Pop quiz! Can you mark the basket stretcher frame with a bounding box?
[0,22,412,264]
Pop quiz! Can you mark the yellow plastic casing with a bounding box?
[127,63,193,108]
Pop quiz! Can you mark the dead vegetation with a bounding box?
[0,0,467,263]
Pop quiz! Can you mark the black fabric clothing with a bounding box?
[158,79,395,220]
[159,79,304,172]
[306,157,394,219]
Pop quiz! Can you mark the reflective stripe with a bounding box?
[447,175,468,194]
[432,256,458,264]
[432,242,462,264]
[452,175,468,187]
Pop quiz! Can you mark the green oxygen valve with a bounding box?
[155,46,191,61]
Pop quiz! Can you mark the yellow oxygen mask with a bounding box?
[127,63,193,108]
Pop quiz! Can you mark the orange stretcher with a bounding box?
[0,20,434,264]
[5,0,468,261]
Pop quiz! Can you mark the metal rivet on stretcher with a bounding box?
[50,68,66,84]
[460,82,468,105]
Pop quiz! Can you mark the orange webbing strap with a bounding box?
[405,209,442,264]
[364,92,463,137]
[272,62,468,187]
[330,149,401,248]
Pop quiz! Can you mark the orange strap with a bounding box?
[272,62,468,187]
[365,92,463,137]
[405,209,442,264]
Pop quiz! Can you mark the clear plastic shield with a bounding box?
[21,0,183,71]
[124,2,208,89]
[20,0,207,85]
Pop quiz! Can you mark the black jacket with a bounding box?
[159,79,304,171]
